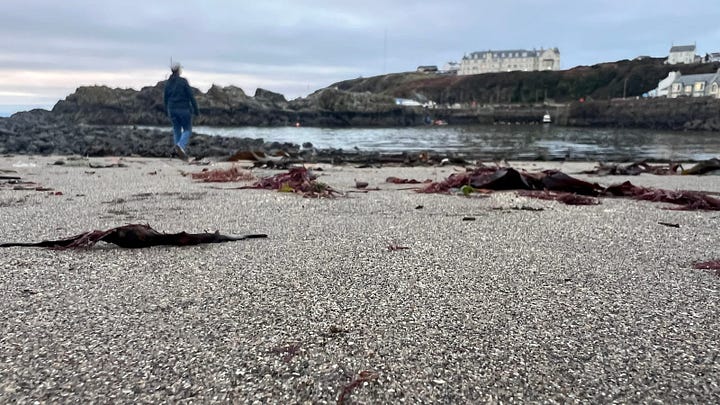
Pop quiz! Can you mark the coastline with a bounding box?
[1,155,719,402]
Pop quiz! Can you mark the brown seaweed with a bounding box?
[0,224,267,249]
[604,181,720,210]
[418,165,720,210]
[420,165,601,198]
[191,166,254,182]
[582,161,683,176]
[681,158,720,175]
[517,190,600,205]
[385,176,432,184]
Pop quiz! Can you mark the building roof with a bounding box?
[463,48,560,60]
[670,45,696,53]
[673,73,718,86]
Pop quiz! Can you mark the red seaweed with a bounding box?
[693,261,720,277]
[337,370,379,405]
[239,167,340,198]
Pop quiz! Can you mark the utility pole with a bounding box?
[623,77,628,99]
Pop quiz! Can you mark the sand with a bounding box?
[1,155,719,403]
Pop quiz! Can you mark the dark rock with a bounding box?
[254,88,287,105]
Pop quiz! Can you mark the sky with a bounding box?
[1,0,719,115]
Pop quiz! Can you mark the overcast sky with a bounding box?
[1,0,719,115]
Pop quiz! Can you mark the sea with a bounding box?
[187,124,720,162]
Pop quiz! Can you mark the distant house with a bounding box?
[705,52,720,63]
[458,48,560,75]
[650,71,681,97]
[417,65,438,73]
[442,61,460,74]
[667,44,697,64]
[665,69,720,98]
[395,98,423,106]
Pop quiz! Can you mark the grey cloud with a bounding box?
[1,0,720,109]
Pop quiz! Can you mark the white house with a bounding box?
[442,61,460,74]
[649,71,681,97]
[458,48,560,75]
[705,52,720,63]
[665,69,720,98]
[667,45,697,64]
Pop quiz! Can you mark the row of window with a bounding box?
[472,52,531,59]
[671,82,719,93]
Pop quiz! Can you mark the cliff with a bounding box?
[35,58,720,131]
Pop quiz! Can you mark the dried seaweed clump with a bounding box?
[191,166,254,182]
[240,167,340,198]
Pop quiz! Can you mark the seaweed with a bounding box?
[417,164,720,210]
[238,167,341,198]
[582,161,683,176]
[693,261,720,277]
[0,224,267,249]
[604,181,720,210]
[517,190,600,205]
[191,166,254,182]
[337,370,379,405]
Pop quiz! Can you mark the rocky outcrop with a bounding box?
[48,81,427,127]
[566,98,720,131]
[0,112,271,158]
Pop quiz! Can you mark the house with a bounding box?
[705,52,720,63]
[649,71,681,97]
[667,44,697,64]
[666,69,720,98]
[458,48,560,75]
[442,61,460,74]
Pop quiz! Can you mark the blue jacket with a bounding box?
[164,74,199,115]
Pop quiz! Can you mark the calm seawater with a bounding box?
[189,125,720,162]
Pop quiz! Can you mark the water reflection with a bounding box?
[192,124,720,162]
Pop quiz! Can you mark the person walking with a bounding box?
[163,62,199,161]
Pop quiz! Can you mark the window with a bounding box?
[694,82,705,92]
[712,83,718,93]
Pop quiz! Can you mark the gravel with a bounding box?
[1,156,719,403]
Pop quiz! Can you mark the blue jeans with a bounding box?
[169,109,192,149]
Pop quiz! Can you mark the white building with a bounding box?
[458,48,560,75]
[667,45,697,64]
[649,71,681,97]
[664,69,720,98]
[442,61,460,74]
[705,52,720,63]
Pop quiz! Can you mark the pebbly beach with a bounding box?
[1,154,719,403]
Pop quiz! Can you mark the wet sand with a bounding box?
[1,155,719,403]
